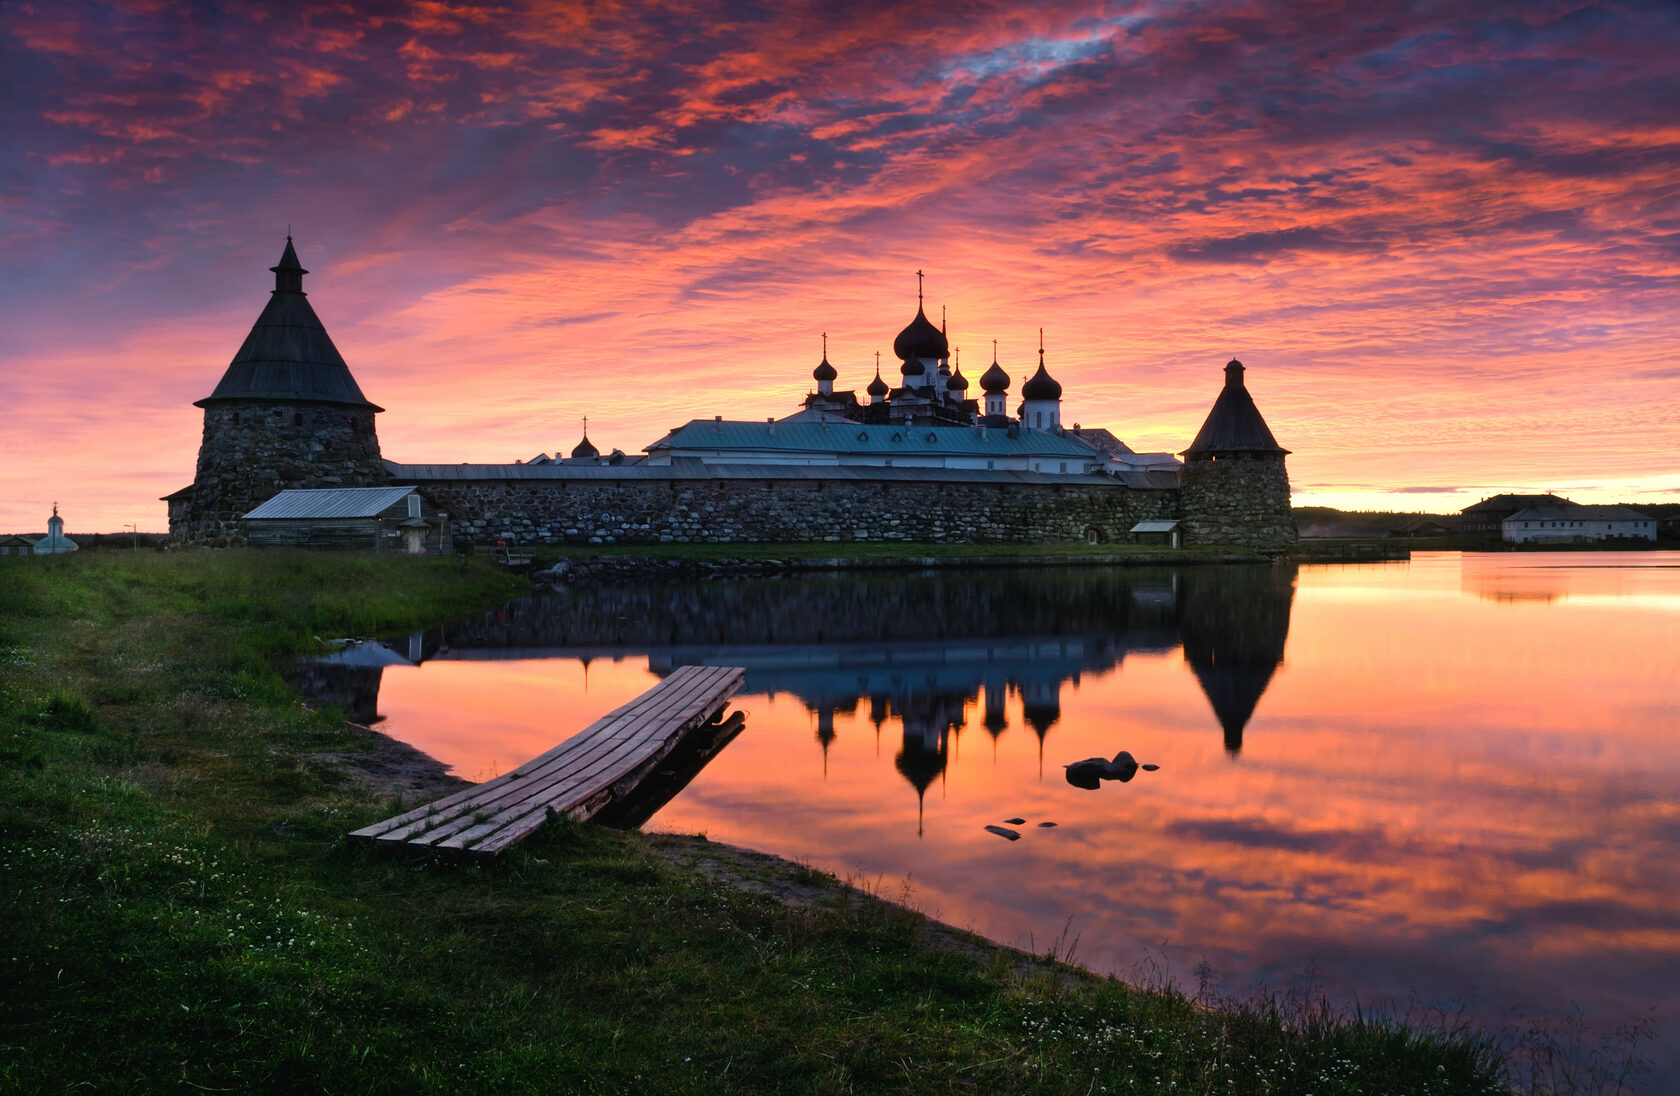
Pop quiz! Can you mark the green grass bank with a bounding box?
[1,551,1519,1094]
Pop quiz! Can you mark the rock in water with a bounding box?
[1003,817,1026,825]
[1110,750,1140,781]
[1037,821,1058,828]
[1064,759,1107,789]
[1141,763,1160,772]
[984,825,1021,841]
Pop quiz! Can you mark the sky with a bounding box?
[3,0,1678,532]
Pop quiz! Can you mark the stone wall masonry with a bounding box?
[172,401,388,546]
[1179,456,1298,551]
[407,473,1179,548]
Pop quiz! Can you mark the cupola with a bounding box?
[813,333,837,396]
[1018,332,1063,430]
[892,271,949,365]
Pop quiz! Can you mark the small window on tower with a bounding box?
[407,494,421,518]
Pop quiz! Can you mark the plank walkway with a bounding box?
[349,664,745,858]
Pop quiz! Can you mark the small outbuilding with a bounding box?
[242,487,450,553]
[1130,519,1181,548]
[0,534,37,556]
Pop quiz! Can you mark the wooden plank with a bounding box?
[349,665,731,842]
[445,692,737,856]
[366,670,733,849]
[425,674,739,853]
[349,665,744,856]
[355,667,732,845]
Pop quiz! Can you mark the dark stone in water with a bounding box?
[984,825,1021,841]
[1141,763,1160,772]
[1003,817,1026,825]
[1064,759,1108,789]
[1064,750,1153,788]
[1037,821,1058,828]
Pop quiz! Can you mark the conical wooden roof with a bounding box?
[196,238,382,410]
[1182,359,1285,455]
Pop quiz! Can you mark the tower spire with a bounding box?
[916,269,923,305]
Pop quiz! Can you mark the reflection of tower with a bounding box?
[279,663,385,726]
[869,694,889,756]
[814,706,837,778]
[1018,678,1061,778]
[1177,564,1297,756]
[894,693,961,837]
[982,679,1009,762]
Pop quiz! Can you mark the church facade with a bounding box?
[167,242,1297,551]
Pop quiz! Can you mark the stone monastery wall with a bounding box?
[404,472,1179,547]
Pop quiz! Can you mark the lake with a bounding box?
[298,551,1680,1090]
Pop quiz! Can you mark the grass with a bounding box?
[0,550,1526,1094]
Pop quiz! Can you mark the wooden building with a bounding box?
[0,534,36,556]
[242,487,449,553]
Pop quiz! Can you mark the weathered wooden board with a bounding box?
[348,664,745,858]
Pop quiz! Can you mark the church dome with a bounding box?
[571,432,599,459]
[949,365,969,391]
[867,369,890,397]
[979,359,1009,393]
[1021,351,1062,400]
[813,356,836,382]
[899,354,925,377]
[893,305,948,363]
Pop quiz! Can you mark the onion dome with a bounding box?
[197,237,382,410]
[867,367,890,398]
[893,274,950,362]
[1182,359,1288,456]
[571,431,599,459]
[899,353,925,377]
[1020,348,1062,400]
[979,356,1009,393]
[813,333,836,381]
[949,364,969,392]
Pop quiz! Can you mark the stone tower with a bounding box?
[166,238,389,545]
[1178,359,1297,550]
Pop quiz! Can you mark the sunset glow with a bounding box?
[4,2,1678,530]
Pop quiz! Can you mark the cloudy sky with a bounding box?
[3,0,1677,531]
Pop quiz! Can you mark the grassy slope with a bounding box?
[0,552,1511,1095]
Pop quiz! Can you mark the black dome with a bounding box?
[893,305,948,362]
[1021,353,1062,400]
[866,370,890,397]
[571,433,599,459]
[949,366,969,391]
[900,354,925,377]
[979,360,1009,393]
[813,355,836,382]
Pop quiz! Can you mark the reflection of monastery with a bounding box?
[168,241,1296,550]
[285,567,1296,830]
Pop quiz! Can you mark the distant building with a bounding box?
[0,534,36,556]
[1502,504,1656,544]
[1461,494,1575,537]
[242,487,449,553]
[32,504,79,555]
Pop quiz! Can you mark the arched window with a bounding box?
[293,412,304,426]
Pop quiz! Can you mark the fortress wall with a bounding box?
[1179,456,1297,550]
[405,475,1179,546]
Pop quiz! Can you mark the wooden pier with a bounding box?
[349,664,746,858]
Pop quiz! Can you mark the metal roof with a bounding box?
[383,460,1159,489]
[244,486,419,520]
[1182,360,1287,456]
[197,241,382,411]
[1461,494,1570,514]
[1505,504,1652,523]
[646,419,1102,459]
[1130,520,1180,533]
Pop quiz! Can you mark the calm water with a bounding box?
[297,552,1680,1088]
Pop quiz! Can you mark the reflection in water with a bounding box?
[290,554,1680,1091]
[287,566,1296,815]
